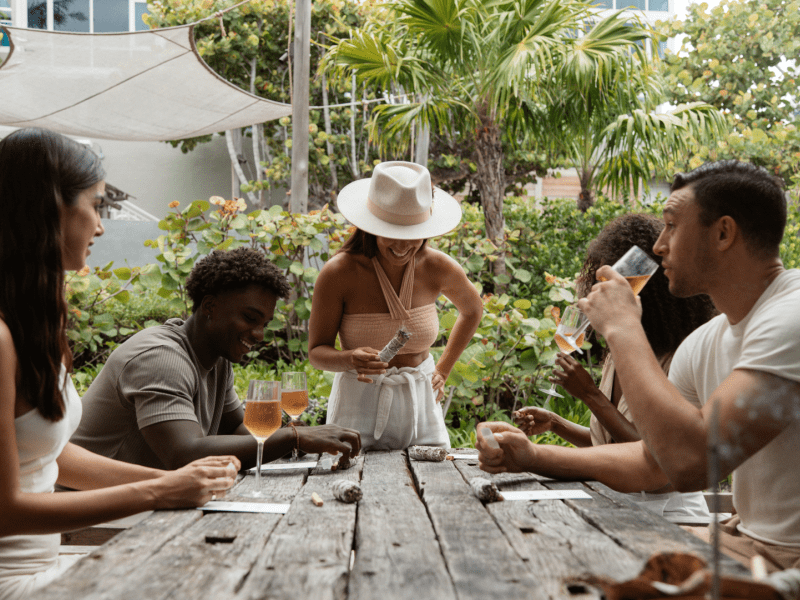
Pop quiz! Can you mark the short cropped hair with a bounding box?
[577,213,717,358]
[186,247,291,311]
[671,160,786,256]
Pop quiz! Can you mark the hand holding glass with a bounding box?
[540,305,589,399]
[573,245,660,341]
[604,245,659,294]
[281,372,308,460]
[243,380,282,497]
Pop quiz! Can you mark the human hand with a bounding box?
[298,424,361,460]
[577,266,642,339]
[431,368,448,402]
[550,353,598,400]
[349,347,388,383]
[475,422,537,474]
[152,455,240,508]
[512,406,558,436]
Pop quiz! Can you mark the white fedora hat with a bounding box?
[336,161,462,240]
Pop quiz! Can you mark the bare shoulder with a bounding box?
[418,246,465,277]
[0,318,18,393]
[0,318,15,358]
[320,252,370,280]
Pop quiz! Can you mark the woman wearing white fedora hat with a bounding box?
[308,161,483,450]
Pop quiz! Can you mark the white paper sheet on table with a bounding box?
[501,490,592,501]
[447,454,479,460]
[199,501,291,513]
[248,461,318,472]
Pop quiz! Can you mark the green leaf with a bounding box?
[440,312,458,330]
[513,298,532,310]
[114,290,131,304]
[113,267,132,280]
[514,269,532,283]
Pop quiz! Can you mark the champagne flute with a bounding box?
[603,245,660,294]
[572,245,660,341]
[540,305,590,399]
[281,371,308,461]
[243,380,282,497]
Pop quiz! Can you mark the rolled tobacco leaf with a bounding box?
[332,480,363,503]
[408,446,448,462]
[470,477,503,503]
[379,327,412,363]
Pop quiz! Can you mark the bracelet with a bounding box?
[289,422,300,454]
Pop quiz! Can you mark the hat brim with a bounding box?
[336,179,462,240]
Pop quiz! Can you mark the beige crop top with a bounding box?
[338,256,439,355]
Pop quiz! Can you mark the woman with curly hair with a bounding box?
[0,128,239,600]
[514,213,718,518]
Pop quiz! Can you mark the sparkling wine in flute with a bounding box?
[281,390,309,419]
[554,332,585,355]
[244,400,282,441]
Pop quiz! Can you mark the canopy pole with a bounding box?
[290,0,310,214]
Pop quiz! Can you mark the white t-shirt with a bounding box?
[669,269,800,546]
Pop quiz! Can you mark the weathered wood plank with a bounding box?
[453,461,634,599]
[29,511,203,600]
[409,457,545,600]
[580,481,750,576]
[236,457,363,600]
[349,450,458,600]
[33,467,308,600]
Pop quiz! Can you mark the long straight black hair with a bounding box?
[0,128,105,421]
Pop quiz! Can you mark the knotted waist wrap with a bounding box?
[326,356,448,450]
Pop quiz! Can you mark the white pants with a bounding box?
[0,534,81,600]
[326,356,450,451]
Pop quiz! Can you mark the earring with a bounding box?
[207,313,211,321]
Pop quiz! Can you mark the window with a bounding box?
[592,0,614,8]
[616,0,646,10]
[648,0,669,10]
[25,0,148,32]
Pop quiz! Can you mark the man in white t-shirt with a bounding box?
[478,160,800,571]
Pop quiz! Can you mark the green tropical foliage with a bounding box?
[324,0,652,275]
[659,0,800,192]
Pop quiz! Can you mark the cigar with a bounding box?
[379,327,412,362]
[408,446,448,462]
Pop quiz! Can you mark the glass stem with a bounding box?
[255,440,264,489]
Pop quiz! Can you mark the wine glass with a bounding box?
[540,305,590,399]
[281,372,308,461]
[242,380,282,497]
[571,245,660,342]
[605,245,659,294]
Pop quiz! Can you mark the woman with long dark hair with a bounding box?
[514,213,718,518]
[0,128,239,600]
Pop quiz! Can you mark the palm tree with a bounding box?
[325,0,655,277]
[529,25,727,210]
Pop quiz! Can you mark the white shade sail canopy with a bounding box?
[0,24,292,141]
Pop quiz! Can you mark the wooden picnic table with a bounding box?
[35,449,749,600]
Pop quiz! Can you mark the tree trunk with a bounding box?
[321,67,338,203]
[225,130,258,205]
[577,167,595,212]
[473,115,507,281]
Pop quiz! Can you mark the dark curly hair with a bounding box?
[672,160,786,258]
[577,213,718,358]
[186,247,291,311]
